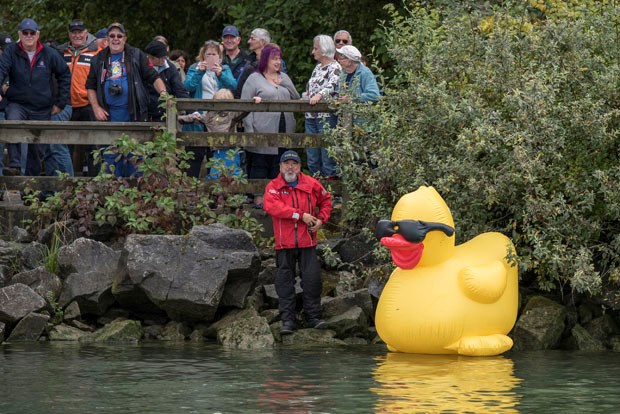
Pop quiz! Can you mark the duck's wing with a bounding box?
[458,260,507,304]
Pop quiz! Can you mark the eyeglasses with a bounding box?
[21,30,36,37]
[376,220,454,243]
[108,34,125,39]
[335,39,349,45]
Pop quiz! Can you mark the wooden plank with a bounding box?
[176,99,334,113]
[177,132,324,147]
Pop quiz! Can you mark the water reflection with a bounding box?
[371,353,522,413]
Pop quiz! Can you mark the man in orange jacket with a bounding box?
[263,150,333,335]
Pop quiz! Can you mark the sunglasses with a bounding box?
[108,34,125,39]
[376,219,454,243]
[21,30,36,36]
[335,39,349,44]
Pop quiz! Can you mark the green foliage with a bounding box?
[327,1,620,295]
[27,131,263,240]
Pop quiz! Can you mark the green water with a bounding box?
[1,342,619,413]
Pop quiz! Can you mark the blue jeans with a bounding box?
[1,102,52,176]
[305,115,338,177]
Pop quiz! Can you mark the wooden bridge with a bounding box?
[0,99,342,234]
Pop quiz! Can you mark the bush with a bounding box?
[26,131,263,240]
[327,1,620,295]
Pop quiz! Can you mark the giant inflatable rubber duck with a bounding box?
[375,186,518,356]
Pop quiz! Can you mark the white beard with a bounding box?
[283,172,298,183]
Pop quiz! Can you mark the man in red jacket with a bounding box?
[263,150,333,335]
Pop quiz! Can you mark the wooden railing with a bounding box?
[0,99,340,194]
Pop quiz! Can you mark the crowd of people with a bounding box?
[0,18,381,197]
[0,18,381,335]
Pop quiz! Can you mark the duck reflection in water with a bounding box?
[371,353,522,413]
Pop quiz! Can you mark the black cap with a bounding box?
[144,40,168,58]
[68,19,86,32]
[0,33,12,50]
[280,150,301,164]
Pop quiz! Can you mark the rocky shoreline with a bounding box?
[1,223,620,352]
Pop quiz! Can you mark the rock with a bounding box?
[58,237,121,279]
[68,320,95,332]
[571,324,606,351]
[21,242,45,270]
[257,258,276,286]
[344,337,369,345]
[48,323,89,341]
[334,271,365,296]
[365,273,387,300]
[611,336,620,352]
[63,301,81,322]
[81,319,142,343]
[260,309,279,324]
[115,224,260,322]
[205,308,258,339]
[6,312,49,342]
[322,289,374,322]
[217,316,275,349]
[280,327,345,345]
[10,226,30,243]
[0,283,46,324]
[143,324,164,340]
[161,321,191,341]
[57,238,121,316]
[0,241,21,275]
[0,321,5,342]
[0,265,9,287]
[578,302,595,325]
[511,296,566,350]
[37,220,79,247]
[324,306,369,339]
[331,233,376,266]
[585,314,619,342]
[263,281,302,310]
[10,266,62,300]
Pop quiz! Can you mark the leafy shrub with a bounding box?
[26,131,263,240]
[327,1,620,295]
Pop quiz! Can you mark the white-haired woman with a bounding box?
[304,34,342,179]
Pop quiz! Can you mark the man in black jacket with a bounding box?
[143,40,188,121]
[85,22,167,123]
[0,18,71,177]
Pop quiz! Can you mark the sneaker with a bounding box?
[307,319,327,329]
[280,321,296,335]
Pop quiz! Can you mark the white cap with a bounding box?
[338,45,362,62]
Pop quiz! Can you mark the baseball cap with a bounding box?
[338,45,362,62]
[222,25,240,37]
[144,40,168,58]
[18,18,39,32]
[107,22,126,34]
[0,33,12,50]
[280,150,301,164]
[68,19,86,32]
[95,28,107,39]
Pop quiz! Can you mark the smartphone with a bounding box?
[205,55,219,70]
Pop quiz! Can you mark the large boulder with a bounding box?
[10,266,62,300]
[571,324,606,351]
[511,296,566,350]
[6,312,49,342]
[48,324,89,341]
[322,289,374,322]
[0,283,46,324]
[324,306,369,339]
[116,224,260,321]
[57,238,121,315]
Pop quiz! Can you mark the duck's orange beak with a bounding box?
[380,234,424,269]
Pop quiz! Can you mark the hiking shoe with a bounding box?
[280,321,296,335]
[307,319,327,329]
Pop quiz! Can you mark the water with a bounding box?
[1,342,619,413]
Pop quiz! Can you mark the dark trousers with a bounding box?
[246,152,279,179]
[275,246,322,323]
[71,105,99,176]
[186,146,213,178]
[5,103,52,176]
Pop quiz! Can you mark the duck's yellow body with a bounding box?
[376,186,518,356]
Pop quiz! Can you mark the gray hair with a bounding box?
[314,34,335,59]
[251,28,271,44]
[333,30,352,44]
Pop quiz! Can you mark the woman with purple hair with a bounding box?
[241,44,300,191]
